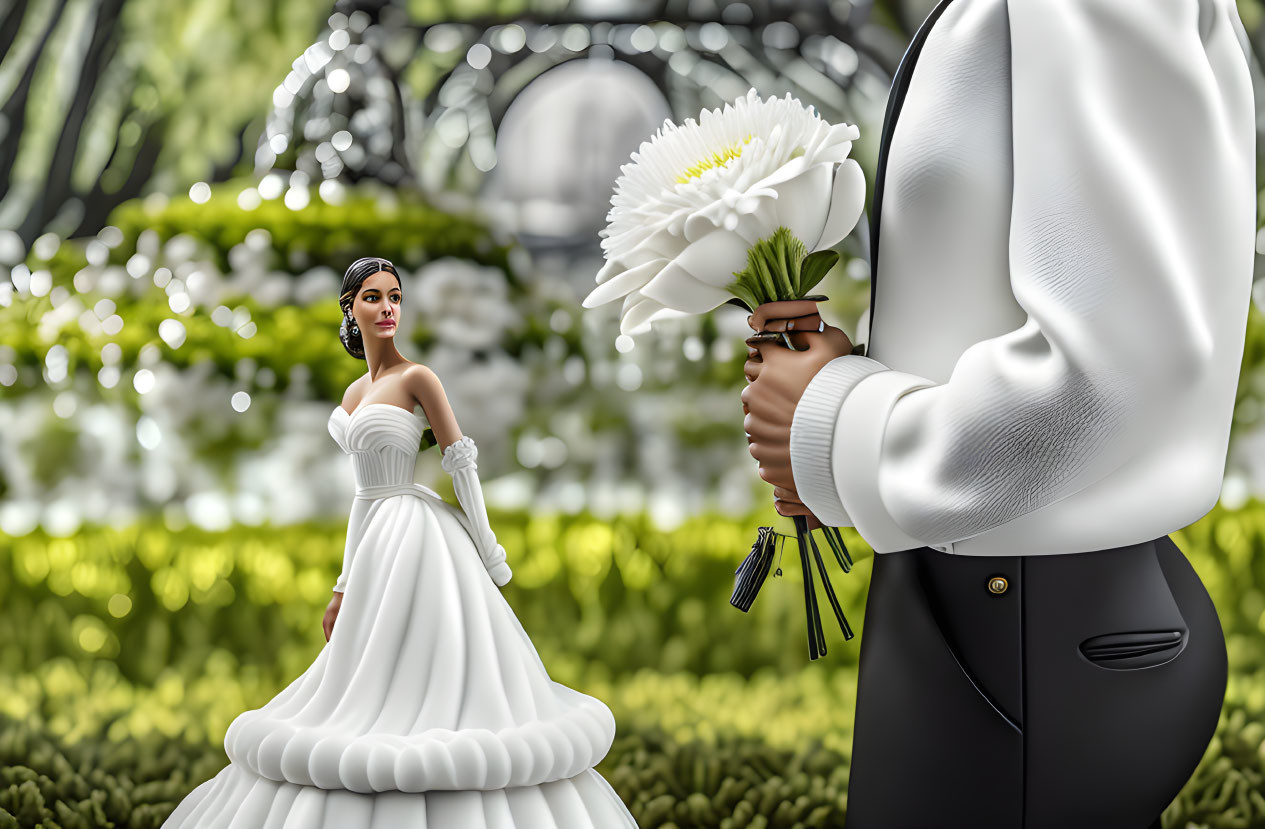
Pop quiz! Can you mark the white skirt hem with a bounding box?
[163,763,638,829]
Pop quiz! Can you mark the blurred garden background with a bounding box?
[3,0,1265,825]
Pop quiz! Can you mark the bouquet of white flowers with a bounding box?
[583,88,868,659]
[583,87,865,327]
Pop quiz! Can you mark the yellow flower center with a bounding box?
[676,134,754,183]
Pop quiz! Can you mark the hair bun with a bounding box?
[339,313,366,360]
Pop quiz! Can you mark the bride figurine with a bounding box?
[164,256,638,828]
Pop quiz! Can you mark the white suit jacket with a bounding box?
[788,0,1257,556]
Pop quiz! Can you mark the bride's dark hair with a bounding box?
[339,256,401,360]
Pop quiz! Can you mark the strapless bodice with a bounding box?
[328,403,429,491]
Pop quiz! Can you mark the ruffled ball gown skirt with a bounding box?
[163,404,637,828]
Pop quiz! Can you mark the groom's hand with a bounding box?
[741,301,852,525]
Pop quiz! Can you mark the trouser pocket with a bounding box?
[1023,536,1227,829]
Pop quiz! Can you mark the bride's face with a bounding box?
[351,271,401,341]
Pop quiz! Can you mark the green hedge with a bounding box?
[5,502,1265,825]
[4,689,1265,828]
[102,183,516,276]
[2,501,1265,759]
[7,500,1265,692]
[0,182,526,406]
[0,508,875,697]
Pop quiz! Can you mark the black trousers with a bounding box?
[843,534,1226,829]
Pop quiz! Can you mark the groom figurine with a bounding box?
[739,0,1254,826]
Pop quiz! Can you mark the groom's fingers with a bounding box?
[747,346,811,402]
[776,498,824,530]
[761,314,823,332]
[740,382,789,423]
[743,411,782,443]
[772,485,801,502]
[748,442,790,468]
[748,345,812,399]
[744,353,762,383]
[750,300,824,331]
[811,324,854,355]
[761,315,825,352]
[756,460,794,490]
[773,497,812,517]
[758,314,824,341]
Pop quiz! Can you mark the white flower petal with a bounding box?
[765,163,832,250]
[620,295,668,334]
[594,256,624,285]
[813,158,867,251]
[638,225,691,260]
[639,259,733,312]
[673,229,752,288]
[683,207,726,242]
[584,258,668,307]
[744,154,811,193]
[730,211,775,247]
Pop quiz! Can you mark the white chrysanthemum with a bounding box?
[583,88,866,335]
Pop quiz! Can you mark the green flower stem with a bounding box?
[727,226,839,310]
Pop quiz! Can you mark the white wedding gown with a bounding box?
[163,403,638,828]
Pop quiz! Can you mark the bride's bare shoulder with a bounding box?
[339,374,370,414]
[402,362,440,390]
[403,363,452,404]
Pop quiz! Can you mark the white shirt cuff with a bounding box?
[789,356,889,527]
[790,355,940,553]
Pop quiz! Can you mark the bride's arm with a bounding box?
[404,364,462,450]
[404,365,512,587]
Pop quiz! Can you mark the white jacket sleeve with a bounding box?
[789,0,1255,552]
[442,435,513,587]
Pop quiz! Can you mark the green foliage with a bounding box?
[606,729,848,828]
[0,182,519,406]
[0,713,850,828]
[5,503,1265,825]
[0,509,872,696]
[1172,701,1265,828]
[404,0,535,23]
[0,290,360,405]
[0,711,231,829]
[3,687,1265,827]
[103,183,516,276]
[1234,301,1265,438]
[5,0,334,244]
[4,500,1265,721]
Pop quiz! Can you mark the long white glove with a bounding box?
[441,435,512,587]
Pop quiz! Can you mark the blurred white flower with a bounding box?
[414,259,521,349]
[584,88,866,334]
[425,344,529,471]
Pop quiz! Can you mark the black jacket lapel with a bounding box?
[865,0,959,357]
